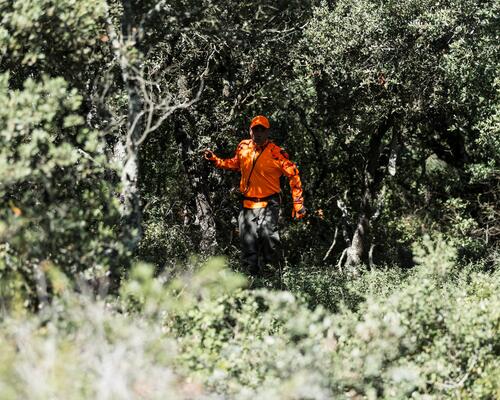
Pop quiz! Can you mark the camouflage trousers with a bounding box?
[238,198,282,275]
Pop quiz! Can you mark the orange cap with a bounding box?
[250,115,270,129]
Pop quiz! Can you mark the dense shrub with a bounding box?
[282,262,408,312]
[0,75,124,309]
[0,2,497,398]
[0,237,498,398]
[0,289,210,399]
[164,239,499,399]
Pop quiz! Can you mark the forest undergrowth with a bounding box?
[1,237,498,399]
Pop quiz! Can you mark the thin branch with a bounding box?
[134,47,215,147]
[77,148,103,167]
[337,196,352,246]
[439,355,478,390]
[323,226,339,262]
[368,243,375,270]
[135,80,203,146]
[337,248,348,273]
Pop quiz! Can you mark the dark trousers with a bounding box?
[238,199,281,275]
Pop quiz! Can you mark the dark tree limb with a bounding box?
[344,114,395,269]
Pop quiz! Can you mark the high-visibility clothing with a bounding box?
[212,139,304,209]
[250,115,270,129]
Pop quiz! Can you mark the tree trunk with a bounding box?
[345,216,369,269]
[117,0,144,251]
[345,116,394,270]
[174,117,218,254]
[194,192,218,253]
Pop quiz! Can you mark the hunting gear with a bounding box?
[204,115,305,275]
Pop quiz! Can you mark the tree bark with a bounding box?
[345,116,394,270]
[194,192,218,253]
[117,0,144,251]
[174,117,218,254]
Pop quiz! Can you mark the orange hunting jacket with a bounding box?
[213,139,304,209]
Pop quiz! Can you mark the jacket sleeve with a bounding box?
[213,144,241,171]
[272,146,303,205]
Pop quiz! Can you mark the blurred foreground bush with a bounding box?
[0,286,211,399]
[0,239,498,399]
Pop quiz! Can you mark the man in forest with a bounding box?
[204,115,305,276]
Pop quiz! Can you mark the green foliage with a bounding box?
[0,74,123,308]
[137,193,200,268]
[1,242,499,398]
[121,256,246,316]
[0,0,108,86]
[412,233,457,277]
[282,259,408,312]
[167,239,500,399]
[0,1,498,398]
[0,288,196,399]
[282,0,499,264]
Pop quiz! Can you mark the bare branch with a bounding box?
[77,148,103,167]
[337,248,348,273]
[323,226,339,261]
[134,47,215,147]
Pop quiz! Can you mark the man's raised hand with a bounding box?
[203,149,216,161]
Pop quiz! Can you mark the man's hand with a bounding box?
[292,203,306,220]
[203,149,216,161]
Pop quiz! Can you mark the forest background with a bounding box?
[0,0,499,398]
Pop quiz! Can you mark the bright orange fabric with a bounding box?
[292,202,306,219]
[250,115,270,129]
[242,200,268,208]
[213,139,304,209]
